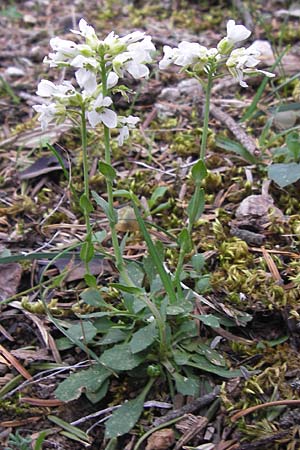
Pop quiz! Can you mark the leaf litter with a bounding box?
[1,1,300,449]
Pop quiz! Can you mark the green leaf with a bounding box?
[216,136,257,164]
[131,202,178,304]
[86,378,109,403]
[172,372,199,396]
[191,253,205,272]
[34,431,47,450]
[187,187,205,225]
[166,305,185,315]
[173,349,190,365]
[67,321,98,344]
[92,190,117,224]
[191,159,207,183]
[55,365,110,402]
[79,193,94,214]
[130,322,158,354]
[126,261,145,287]
[192,314,221,328]
[99,329,128,345]
[268,162,300,187]
[105,381,153,438]
[186,354,241,378]
[286,131,300,160]
[48,415,90,443]
[80,288,107,307]
[92,230,107,244]
[100,343,144,370]
[178,228,192,253]
[173,320,198,342]
[56,337,74,351]
[105,397,144,439]
[104,438,118,450]
[149,186,168,207]
[80,240,94,263]
[84,274,97,288]
[110,283,144,294]
[98,161,117,181]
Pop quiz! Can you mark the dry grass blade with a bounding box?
[0,344,32,380]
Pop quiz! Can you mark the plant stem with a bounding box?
[81,106,90,231]
[200,70,213,161]
[80,105,93,274]
[99,61,168,356]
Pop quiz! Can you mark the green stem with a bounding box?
[99,61,168,355]
[81,106,90,225]
[173,247,185,298]
[80,105,93,274]
[200,70,213,161]
[100,67,125,274]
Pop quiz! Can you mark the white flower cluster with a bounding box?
[33,19,156,141]
[33,19,275,136]
[159,20,274,87]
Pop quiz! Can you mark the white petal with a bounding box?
[118,126,129,145]
[127,61,149,79]
[257,69,275,78]
[93,93,105,107]
[75,68,97,94]
[107,71,119,88]
[36,80,55,97]
[102,96,113,107]
[101,109,118,128]
[87,110,102,128]
[227,20,251,43]
[120,31,145,44]
[125,115,140,126]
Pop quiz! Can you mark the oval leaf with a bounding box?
[100,343,144,370]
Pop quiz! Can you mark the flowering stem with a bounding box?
[103,125,125,274]
[99,61,168,356]
[81,106,90,223]
[80,105,93,274]
[200,70,213,161]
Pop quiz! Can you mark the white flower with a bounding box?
[44,37,80,67]
[71,18,100,49]
[217,19,251,54]
[159,42,210,70]
[113,36,155,79]
[174,41,208,66]
[75,68,97,94]
[159,45,179,69]
[70,54,98,69]
[118,115,140,145]
[32,103,60,130]
[87,94,117,128]
[226,47,274,87]
[226,20,251,44]
[36,80,75,98]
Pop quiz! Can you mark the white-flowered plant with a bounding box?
[32,18,156,283]
[33,18,155,143]
[159,19,274,89]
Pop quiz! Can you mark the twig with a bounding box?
[153,386,220,426]
[210,103,259,156]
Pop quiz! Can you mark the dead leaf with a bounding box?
[0,263,22,300]
[19,153,68,180]
[51,257,110,282]
[145,429,175,450]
